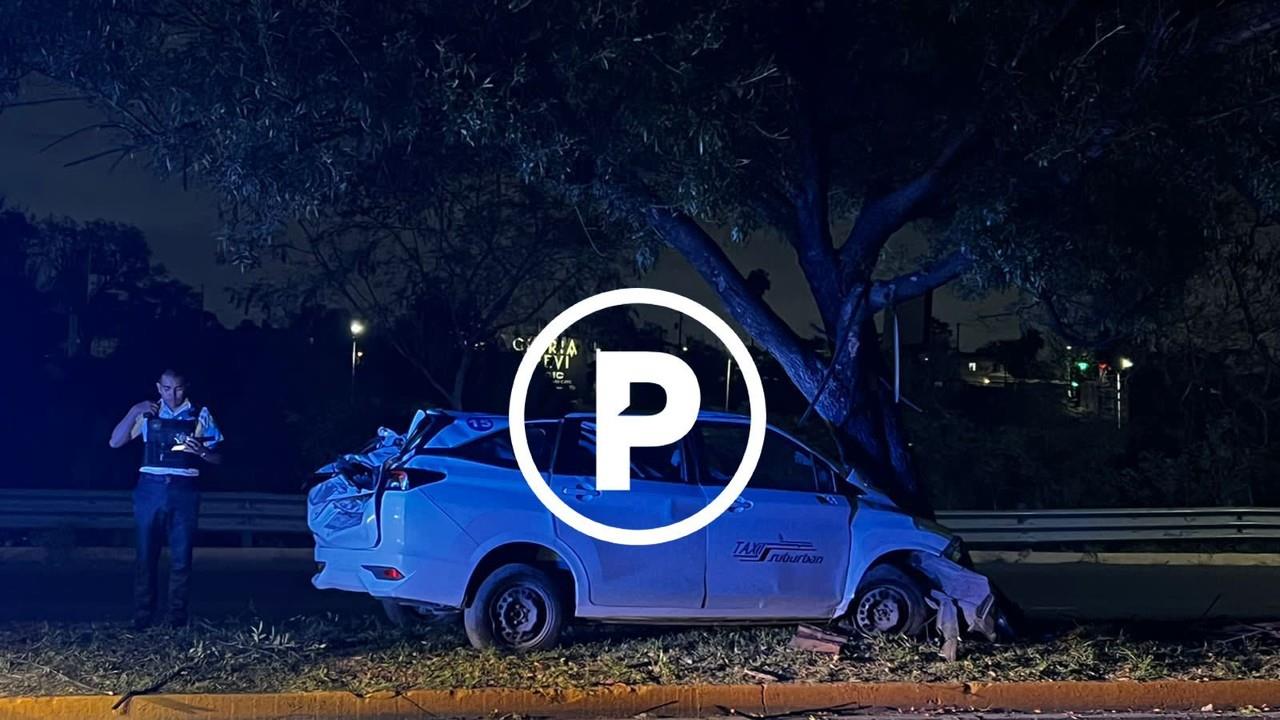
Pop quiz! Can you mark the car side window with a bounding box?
[698,423,818,493]
[453,421,557,472]
[553,420,686,483]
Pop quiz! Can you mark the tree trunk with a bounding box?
[449,350,473,410]
[829,320,931,517]
[646,205,930,514]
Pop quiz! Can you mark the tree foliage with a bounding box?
[4,0,1280,509]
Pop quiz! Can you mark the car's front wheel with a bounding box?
[463,563,565,652]
[840,563,929,637]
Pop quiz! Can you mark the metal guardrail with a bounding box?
[0,490,1276,546]
[0,490,308,539]
[938,507,1280,543]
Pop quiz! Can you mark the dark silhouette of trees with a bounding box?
[5,0,1280,511]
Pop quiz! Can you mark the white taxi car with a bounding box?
[308,410,990,651]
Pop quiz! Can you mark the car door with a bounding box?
[549,419,708,609]
[697,422,852,617]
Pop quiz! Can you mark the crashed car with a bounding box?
[308,409,1004,652]
[307,416,421,550]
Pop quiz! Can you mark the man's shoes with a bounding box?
[163,614,189,629]
[131,615,153,631]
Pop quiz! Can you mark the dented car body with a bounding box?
[308,409,1000,651]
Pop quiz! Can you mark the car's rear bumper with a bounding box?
[313,543,473,608]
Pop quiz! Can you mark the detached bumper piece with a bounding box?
[909,551,1001,661]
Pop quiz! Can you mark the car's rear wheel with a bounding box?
[841,563,929,637]
[464,563,565,652]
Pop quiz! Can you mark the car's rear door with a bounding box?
[697,422,852,617]
[548,419,708,609]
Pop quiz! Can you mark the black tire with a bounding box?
[841,563,929,638]
[463,563,565,652]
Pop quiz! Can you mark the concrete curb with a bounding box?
[2,680,1277,719]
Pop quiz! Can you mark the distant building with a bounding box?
[957,353,1012,387]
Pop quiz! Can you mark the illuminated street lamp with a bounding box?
[1115,357,1134,428]
[350,320,366,397]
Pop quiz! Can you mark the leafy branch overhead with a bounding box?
[3,0,1278,508]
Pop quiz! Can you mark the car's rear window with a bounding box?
[452,422,557,471]
[401,414,452,454]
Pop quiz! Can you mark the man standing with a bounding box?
[109,369,223,629]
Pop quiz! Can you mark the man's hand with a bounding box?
[180,436,222,464]
[132,400,159,416]
[180,437,208,457]
[111,401,157,448]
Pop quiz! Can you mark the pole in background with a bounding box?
[1116,356,1133,429]
[350,320,366,399]
[724,356,733,410]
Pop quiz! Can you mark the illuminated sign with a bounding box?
[511,335,583,387]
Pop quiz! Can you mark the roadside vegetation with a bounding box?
[2,614,1277,697]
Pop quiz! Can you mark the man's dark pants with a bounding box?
[133,473,200,625]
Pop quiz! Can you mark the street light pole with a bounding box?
[1064,345,1073,401]
[724,356,733,411]
[350,320,366,399]
[1116,357,1133,429]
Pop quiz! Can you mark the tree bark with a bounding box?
[828,319,931,516]
[449,350,473,411]
[651,205,931,512]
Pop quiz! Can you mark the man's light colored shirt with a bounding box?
[130,400,224,477]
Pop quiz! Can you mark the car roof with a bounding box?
[409,407,890,502]
[564,410,750,422]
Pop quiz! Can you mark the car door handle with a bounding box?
[561,484,601,501]
[728,498,753,513]
[816,494,840,505]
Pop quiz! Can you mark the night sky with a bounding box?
[0,77,1020,349]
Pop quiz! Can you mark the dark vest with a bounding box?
[143,416,200,471]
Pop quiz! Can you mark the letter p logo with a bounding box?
[509,288,766,545]
[595,351,700,491]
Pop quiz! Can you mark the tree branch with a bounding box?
[869,248,973,310]
[1205,0,1280,53]
[0,95,95,112]
[837,126,976,289]
[787,108,842,331]
[62,145,137,168]
[645,205,824,396]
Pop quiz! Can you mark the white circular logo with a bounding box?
[508,288,767,546]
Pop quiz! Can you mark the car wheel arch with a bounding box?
[463,541,580,613]
[837,546,936,617]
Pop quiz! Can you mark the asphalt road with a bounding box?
[0,548,1277,622]
[0,548,371,622]
[980,560,1280,621]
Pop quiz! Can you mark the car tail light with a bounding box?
[363,565,405,581]
[385,468,446,490]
